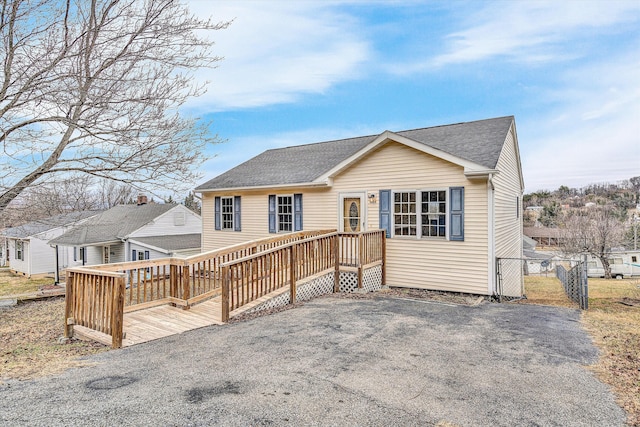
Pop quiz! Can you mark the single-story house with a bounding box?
[49,200,202,275]
[195,116,524,297]
[0,211,101,277]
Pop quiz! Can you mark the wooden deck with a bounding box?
[73,286,292,347]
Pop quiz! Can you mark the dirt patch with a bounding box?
[0,298,107,382]
[619,297,640,308]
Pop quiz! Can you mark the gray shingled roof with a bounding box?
[49,203,177,246]
[196,116,514,191]
[1,211,101,239]
[130,234,201,252]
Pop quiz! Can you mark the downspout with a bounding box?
[488,174,496,296]
[54,245,60,285]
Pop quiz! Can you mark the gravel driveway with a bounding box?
[0,295,626,426]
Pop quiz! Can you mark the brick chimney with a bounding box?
[137,194,148,205]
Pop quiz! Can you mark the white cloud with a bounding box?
[388,0,640,73]
[184,1,371,112]
[520,53,640,191]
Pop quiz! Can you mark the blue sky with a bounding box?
[185,0,640,193]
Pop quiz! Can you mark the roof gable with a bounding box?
[50,203,178,246]
[196,116,515,192]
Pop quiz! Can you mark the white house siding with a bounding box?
[27,236,57,275]
[8,239,29,275]
[130,205,201,238]
[493,123,524,296]
[201,140,491,295]
[85,246,103,266]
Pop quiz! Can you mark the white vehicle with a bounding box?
[586,251,640,279]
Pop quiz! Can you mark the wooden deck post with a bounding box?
[169,263,178,302]
[64,271,75,338]
[357,233,363,288]
[111,276,125,349]
[381,230,387,286]
[221,265,230,322]
[333,234,340,292]
[289,245,297,304]
[182,264,190,310]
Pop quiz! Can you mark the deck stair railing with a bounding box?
[64,229,384,348]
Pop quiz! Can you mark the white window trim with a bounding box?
[391,188,450,240]
[220,196,234,231]
[275,194,294,233]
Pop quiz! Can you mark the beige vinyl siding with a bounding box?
[493,123,524,296]
[494,124,523,259]
[200,140,491,295]
[332,142,489,294]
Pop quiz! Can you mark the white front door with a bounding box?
[339,193,366,232]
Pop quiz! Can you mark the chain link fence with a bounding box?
[496,257,588,310]
[556,261,588,310]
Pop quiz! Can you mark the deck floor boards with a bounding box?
[121,297,224,347]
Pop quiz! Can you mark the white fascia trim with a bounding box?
[195,181,330,193]
[464,169,500,178]
[316,131,487,182]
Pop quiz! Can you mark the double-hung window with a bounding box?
[15,241,24,261]
[220,197,234,230]
[386,188,463,241]
[214,196,241,231]
[277,195,293,232]
[268,194,303,233]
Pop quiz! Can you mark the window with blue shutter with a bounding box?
[234,196,242,231]
[294,194,303,231]
[379,190,391,238]
[268,195,276,233]
[214,196,221,230]
[449,187,464,241]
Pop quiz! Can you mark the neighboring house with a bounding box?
[195,116,524,296]
[50,201,202,272]
[523,226,564,247]
[0,211,100,277]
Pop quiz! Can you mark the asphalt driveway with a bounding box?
[0,295,626,426]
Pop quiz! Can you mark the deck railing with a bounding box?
[64,229,384,348]
[220,230,386,321]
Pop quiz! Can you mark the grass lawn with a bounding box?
[0,274,108,382]
[523,275,640,426]
[0,271,56,297]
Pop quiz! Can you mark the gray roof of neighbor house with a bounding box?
[0,211,101,239]
[196,116,514,191]
[130,234,201,252]
[49,203,177,246]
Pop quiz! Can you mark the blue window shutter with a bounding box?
[268,195,276,233]
[144,250,150,260]
[74,247,77,262]
[294,193,303,231]
[449,187,464,241]
[132,250,137,261]
[234,196,241,231]
[379,190,391,238]
[214,196,221,230]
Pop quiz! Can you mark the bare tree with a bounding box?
[0,0,229,213]
[561,205,626,279]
